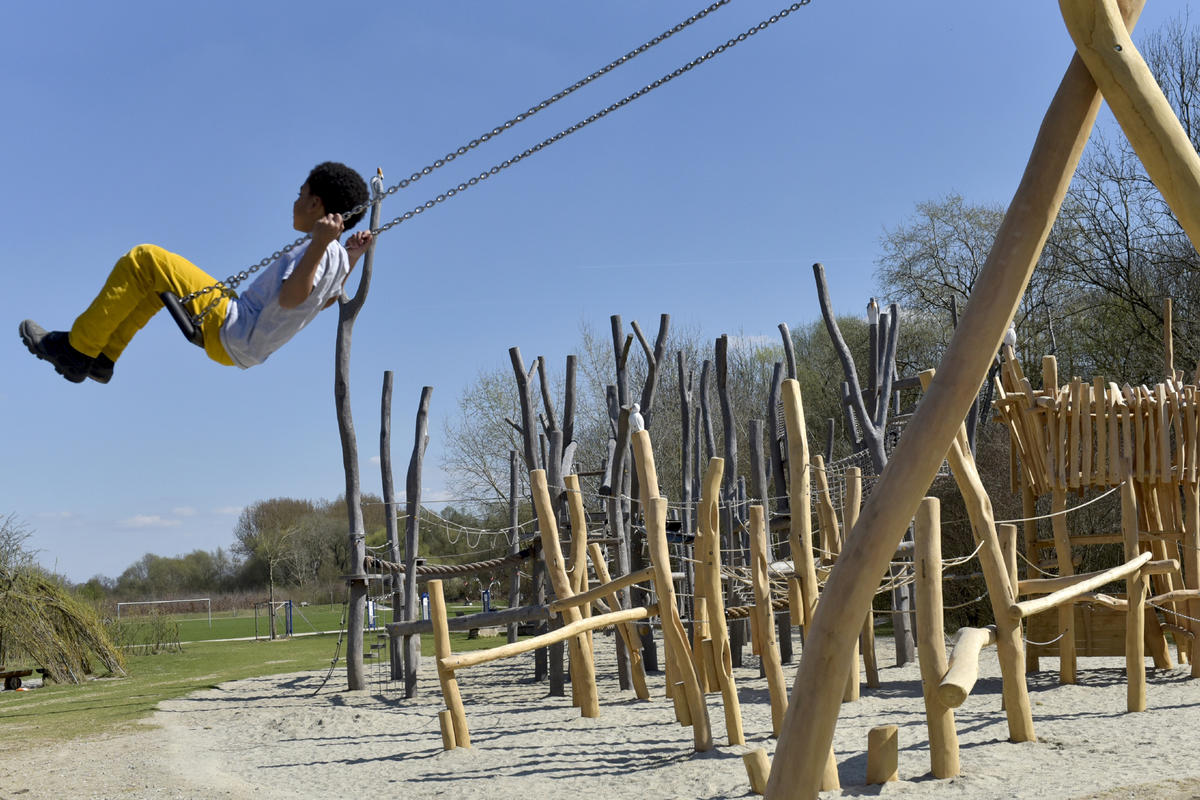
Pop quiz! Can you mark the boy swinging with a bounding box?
[20,161,373,383]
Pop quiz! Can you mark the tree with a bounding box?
[233,498,315,634]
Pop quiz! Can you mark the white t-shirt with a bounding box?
[219,240,349,369]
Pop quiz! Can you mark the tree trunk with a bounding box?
[336,170,383,691]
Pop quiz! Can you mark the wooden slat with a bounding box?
[1081,380,1093,485]
[1094,376,1108,485]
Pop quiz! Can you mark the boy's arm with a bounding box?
[279,213,344,309]
[322,230,373,310]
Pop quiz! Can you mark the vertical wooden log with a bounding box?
[565,474,595,702]
[403,386,433,698]
[1185,481,1200,678]
[589,542,650,700]
[679,352,695,546]
[430,580,470,747]
[335,170,384,691]
[782,380,819,631]
[1123,473,1147,712]
[1050,489,1077,684]
[546,431,567,699]
[438,709,457,751]
[915,497,959,779]
[1094,376,1108,486]
[646,494,713,752]
[508,451,521,645]
[769,362,790,514]
[866,725,899,784]
[380,370,403,681]
[530,470,599,718]
[743,748,772,795]
[715,335,745,667]
[750,505,788,736]
[697,458,745,746]
[842,467,863,701]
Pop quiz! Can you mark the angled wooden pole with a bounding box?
[696,457,745,746]
[430,579,470,747]
[530,469,599,718]
[765,0,1150,784]
[1060,0,1200,249]
[588,542,651,700]
[781,380,819,630]
[750,505,788,736]
[646,494,714,751]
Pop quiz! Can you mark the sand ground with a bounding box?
[4,633,1200,800]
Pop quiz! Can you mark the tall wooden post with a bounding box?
[508,451,521,645]
[336,169,384,691]
[781,380,819,632]
[696,458,745,746]
[380,370,403,681]
[1122,472,1147,711]
[430,580,470,747]
[914,497,959,779]
[403,386,433,698]
[530,469,599,718]
[750,505,788,736]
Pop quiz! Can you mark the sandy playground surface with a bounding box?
[4,633,1200,800]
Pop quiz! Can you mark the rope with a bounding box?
[1024,630,1068,647]
[311,588,351,696]
[364,544,538,576]
[993,483,1124,525]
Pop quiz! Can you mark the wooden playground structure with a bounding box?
[331,0,1200,797]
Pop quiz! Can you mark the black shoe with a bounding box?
[89,354,115,384]
[19,320,94,383]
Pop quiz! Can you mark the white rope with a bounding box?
[994,482,1124,525]
[1024,630,1068,647]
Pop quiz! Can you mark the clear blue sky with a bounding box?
[2,1,1184,582]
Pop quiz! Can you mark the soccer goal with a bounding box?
[115,597,212,627]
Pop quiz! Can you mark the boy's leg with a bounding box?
[70,244,232,365]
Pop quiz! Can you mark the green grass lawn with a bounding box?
[0,625,512,746]
[127,602,494,643]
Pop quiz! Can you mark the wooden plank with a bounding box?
[1094,376,1108,485]
[1069,379,1082,490]
[1108,382,1122,487]
[1080,380,1093,485]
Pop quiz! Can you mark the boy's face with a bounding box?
[293,182,326,232]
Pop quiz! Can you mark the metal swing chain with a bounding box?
[181,0,809,326]
[366,1,812,242]
[175,1,735,324]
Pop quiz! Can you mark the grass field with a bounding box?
[0,599,893,753]
[1,606,511,746]
[118,602,493,643]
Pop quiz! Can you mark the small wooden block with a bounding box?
[438,709,457,751]
[743,747,771,795]
[866,724,899,784]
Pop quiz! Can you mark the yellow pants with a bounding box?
[69,244,234,366]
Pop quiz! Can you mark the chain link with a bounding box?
[180,1,810,325]
[369,2,810,241]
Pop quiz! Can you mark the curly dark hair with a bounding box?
[306,162,370,231]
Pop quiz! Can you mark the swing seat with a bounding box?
[159,292,204,349]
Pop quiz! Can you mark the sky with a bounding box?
[1,1,1189,583]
